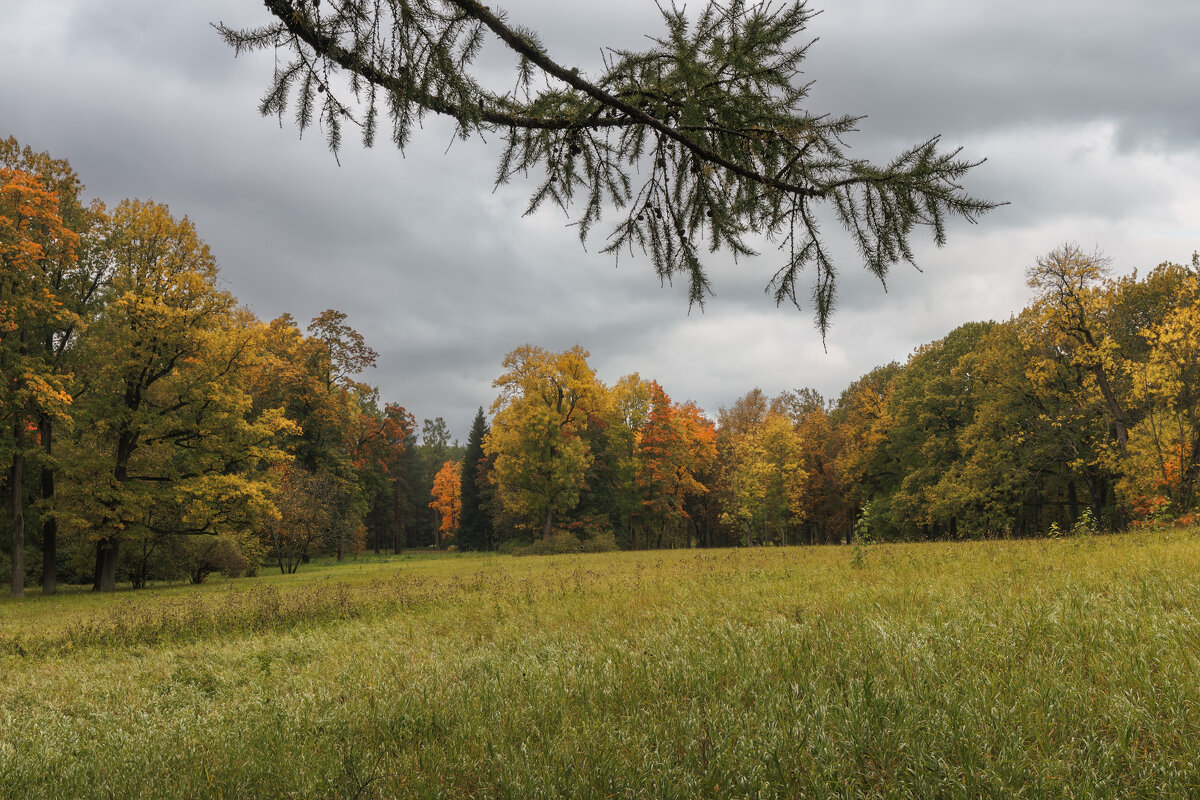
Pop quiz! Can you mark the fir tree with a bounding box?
[458,407,493,551]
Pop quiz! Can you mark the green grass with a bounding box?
[3,531,1200,798]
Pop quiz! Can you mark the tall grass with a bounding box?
[2,530,1199,798]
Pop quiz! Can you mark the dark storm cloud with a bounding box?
[4,0,1199,437]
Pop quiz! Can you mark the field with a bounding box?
[2,531,1200,799]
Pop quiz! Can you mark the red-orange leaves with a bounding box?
[429,459,462,546]
[635,381,716,530]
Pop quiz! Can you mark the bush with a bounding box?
[512,530,621,556]
[578,532,619,553]
[512,532,583,556]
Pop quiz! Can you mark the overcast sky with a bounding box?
[5,0,1199,440]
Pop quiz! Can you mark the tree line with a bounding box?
[1,138,463,596]
[4,137,1198,595]
[463,246,1200,550]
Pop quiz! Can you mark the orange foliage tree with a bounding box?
[429,459,462,548]
[634,381,717,548]
[1,167,79,597]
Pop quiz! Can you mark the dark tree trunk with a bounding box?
[94,433,135,592]
[1181,432,1200,513]
[372,499,381,554]
[93,538,119,592]
[10,421,25,599]
[40,414,56,595]
[1090,365,1129,455]
[392,483,404,553]
[1067,480,1080,528]
[542,507,553,540]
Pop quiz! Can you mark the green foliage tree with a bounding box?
[935,319,1050,536]
[885,322,994,539]
[218,0,997,333]
[599,374,653,548]
[830,363,900,540]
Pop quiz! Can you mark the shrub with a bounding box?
[579,532,619,553]
[512,532,583,556]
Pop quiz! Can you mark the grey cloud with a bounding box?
[5,0,1199,439]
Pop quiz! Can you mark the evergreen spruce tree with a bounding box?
[458,407,493,551]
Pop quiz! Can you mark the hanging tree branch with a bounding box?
[217,0,1001,335]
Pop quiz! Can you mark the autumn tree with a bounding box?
[759,411,808,544]
[65,200,288,591]
[716,410,804,546]
[634,382,716,548]
[1026,245,1131,455]
[356,401,416,553]
[264,462,358,573]
[1,139,108,594]
[220,1,997,332]
[831,364,900,541]
[429,459,462,548]
[249,310,385,560]
[774,389,846,544]
[1122,258,1200,516]
[485,345,604,539]
[0,168,79,597]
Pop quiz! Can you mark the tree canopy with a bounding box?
[218,0,999,333]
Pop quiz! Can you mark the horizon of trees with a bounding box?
[4,138,1199,595]
[1,137,465,596]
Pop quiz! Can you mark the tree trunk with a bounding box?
[10,421,25,599]
[392,483,404,553]
[93,538,119,592]
[1090,365,1130,455]
[372,500,381,554]
[1181,432,1200,513]
[542,507,553,540]
[1067,480,1080,529]
[40,414,56,594]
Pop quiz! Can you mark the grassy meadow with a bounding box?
[2,531,1200,799]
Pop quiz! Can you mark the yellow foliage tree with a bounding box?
[1123,265,1200,516]
[485,345,604,539]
